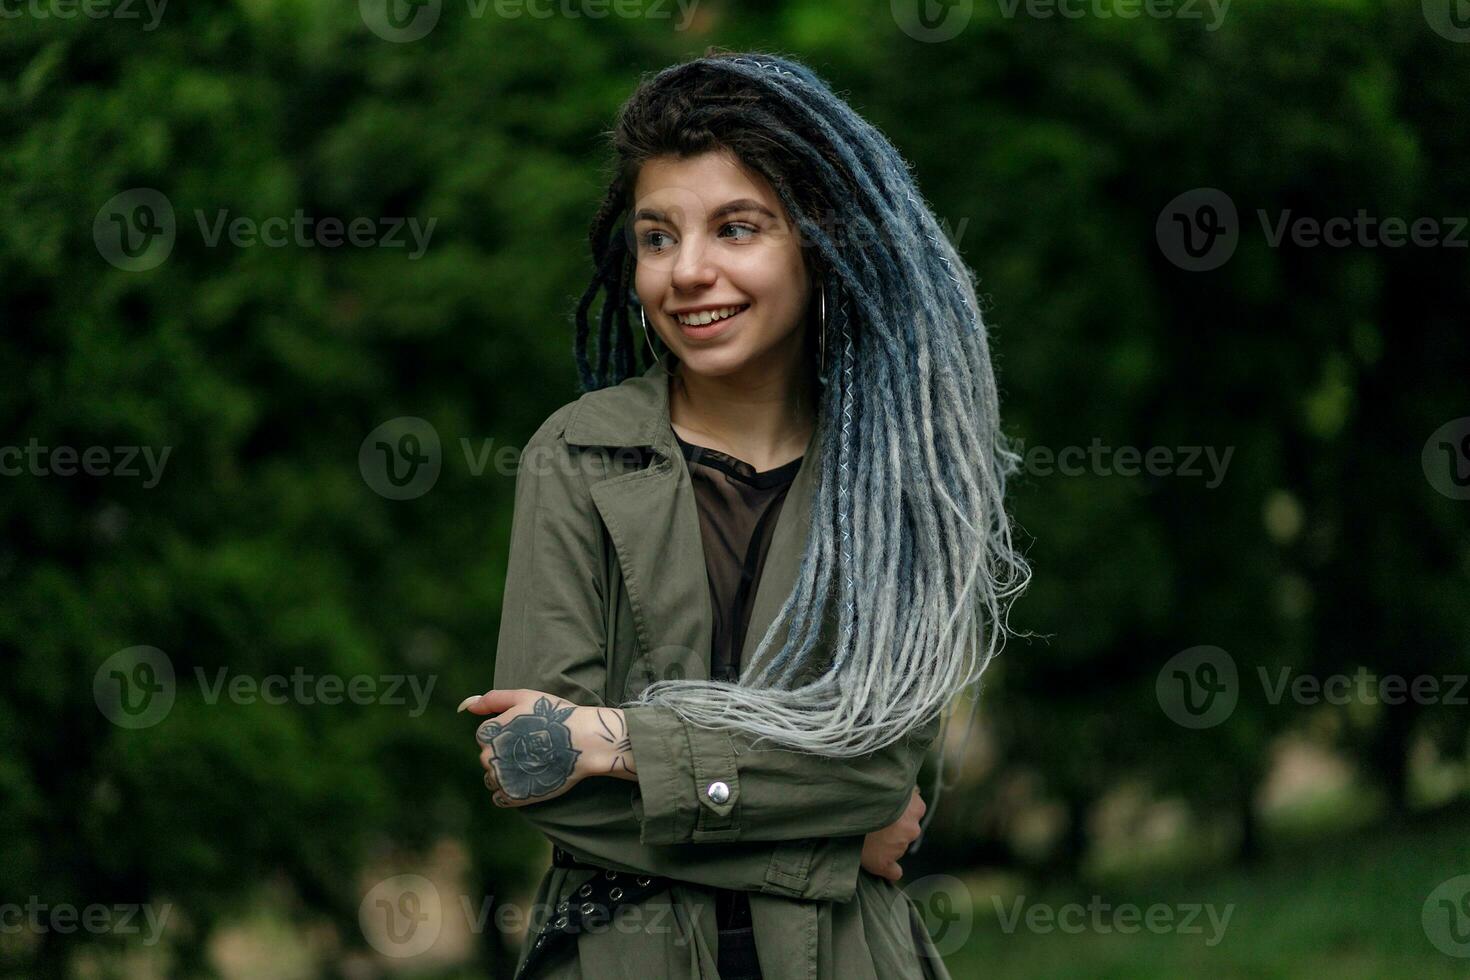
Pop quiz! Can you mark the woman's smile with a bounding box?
[675,303,751,340]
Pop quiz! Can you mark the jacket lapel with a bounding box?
[566,354,712,684]
[564,352,829,691]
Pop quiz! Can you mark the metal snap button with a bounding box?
[636,876,652,887]
[706,780,730,804]
[609,887,623,900]
[604,870,618,879]
[555,915,568,929]
[581,902,596,915]
[557,900,568,913]
[579,884,593,897]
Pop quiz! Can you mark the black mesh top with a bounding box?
[675,432,804,686]
[674,430,804,979]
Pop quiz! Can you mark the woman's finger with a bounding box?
[459,689,526,716]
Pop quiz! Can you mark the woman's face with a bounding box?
[631,150,812,383]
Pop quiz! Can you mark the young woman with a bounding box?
[459,49,1029,980]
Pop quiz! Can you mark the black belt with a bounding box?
[514,846,674,979]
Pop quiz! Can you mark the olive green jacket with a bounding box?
[492,352,948,980]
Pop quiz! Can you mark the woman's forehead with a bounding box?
[631,151,782,219]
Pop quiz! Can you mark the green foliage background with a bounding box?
[2,0,1467,975]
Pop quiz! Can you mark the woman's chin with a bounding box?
[673,345,750,378]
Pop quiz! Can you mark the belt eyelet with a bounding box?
[636,876,652,887]
[580,902,596,915]
[579,884,593,897]
[609,887,623,900]
[604,870,618,880]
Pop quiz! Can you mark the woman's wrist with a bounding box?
[572,706,639,782]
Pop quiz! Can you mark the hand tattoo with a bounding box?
[475,696,581,800]
[592,708,636,775]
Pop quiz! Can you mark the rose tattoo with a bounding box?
[476,696,581,799]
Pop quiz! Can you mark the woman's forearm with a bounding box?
[469,688,929,843]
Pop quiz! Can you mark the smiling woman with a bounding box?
[473,48,1030,980]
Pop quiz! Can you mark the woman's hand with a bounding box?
[860,787,926,881]
[460,688,636,807]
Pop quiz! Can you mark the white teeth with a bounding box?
[677,304,747,326]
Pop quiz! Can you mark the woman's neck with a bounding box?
[669,357,816,472]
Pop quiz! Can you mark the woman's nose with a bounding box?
[670,237,717,292]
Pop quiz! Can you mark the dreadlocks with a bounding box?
[574,51,1031,796]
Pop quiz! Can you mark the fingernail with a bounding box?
[457,695,481,713]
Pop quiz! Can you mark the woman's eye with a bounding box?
[639,230,672,252]
[721,222,757,241]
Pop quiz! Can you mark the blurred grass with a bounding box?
[941,799,1470,979]
[70,797,1470,977]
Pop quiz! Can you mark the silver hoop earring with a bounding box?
[817,281,828,383]
[640,305,659,365]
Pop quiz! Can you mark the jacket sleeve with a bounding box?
[623,706,940,846]
[490,405,867,901]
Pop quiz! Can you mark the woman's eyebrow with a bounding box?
[632,198,779,223]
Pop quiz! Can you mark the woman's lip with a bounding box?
[675,305,749,339]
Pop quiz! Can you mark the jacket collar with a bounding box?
[563,352,682,458]
[570,352,829,684]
